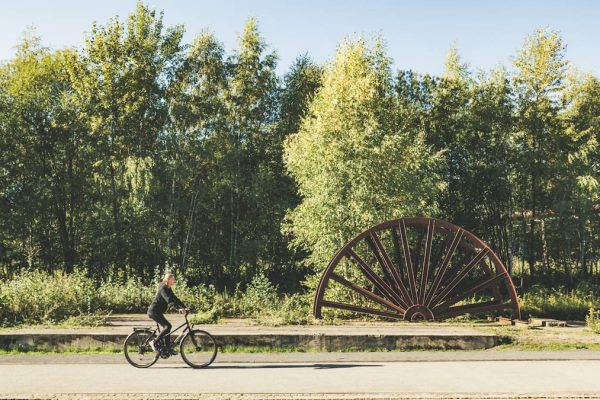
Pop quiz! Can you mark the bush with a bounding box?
[189,309,219,324]
[98,276,152,313]
[176,281,217,314]
[520,287,598,321]
[0,270,100,325]
[239,273,279,317]
[586,308,600,334]
[0,269,314,326]
[255,292,313,325]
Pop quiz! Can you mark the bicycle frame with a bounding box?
[152,312,192,347]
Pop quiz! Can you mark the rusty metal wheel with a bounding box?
[313,217,520,321]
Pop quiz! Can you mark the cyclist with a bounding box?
[147,272,187,354]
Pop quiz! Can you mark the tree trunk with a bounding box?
[540,219,549,277]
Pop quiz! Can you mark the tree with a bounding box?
[513,28,568,278]
[165,31,228,275]
[69,2,184,275]
[284,37,444,271]
[557,74,600,278]
[464,68,516,268]
[279,54,323,135]
[168,19,302,289]
[0,33,88,272]
[425,47,473,227]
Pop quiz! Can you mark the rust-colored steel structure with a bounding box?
[314,217,521,321]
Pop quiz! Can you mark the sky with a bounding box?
[1,0,598,76]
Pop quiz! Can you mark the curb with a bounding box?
[0,332,498,352]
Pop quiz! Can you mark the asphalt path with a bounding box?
[2,350,600,364]
[1,353,600,398]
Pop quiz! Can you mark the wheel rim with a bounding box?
[180,330,217,368]
[124,331,157,367]
[314,217,521,321]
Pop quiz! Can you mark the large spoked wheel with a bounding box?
[124,329,159,368]
[314,217,521,321]
[180,329,218,368]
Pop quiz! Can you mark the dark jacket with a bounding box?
[148,282,186,315]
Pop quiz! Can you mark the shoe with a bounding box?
[149,339,158,352]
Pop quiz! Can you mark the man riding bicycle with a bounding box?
[147,272,187,354]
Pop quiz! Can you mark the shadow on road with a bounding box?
[155,363,382,370]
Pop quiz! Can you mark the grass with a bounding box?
[0,347,123,355]
[495,341,600,351]
[471,323,600,351]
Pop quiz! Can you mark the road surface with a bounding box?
[1,354,600,399]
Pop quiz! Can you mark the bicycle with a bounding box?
[123,309,218,368]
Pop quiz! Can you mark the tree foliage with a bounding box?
[284,38,444,269]
[0,4,599,292]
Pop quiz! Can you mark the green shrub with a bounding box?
[521,288,598,321]
[176,281,217,314]
[239,273,278,317]
[189,309,219,324]
[586,308,600,334]
[0,269,314,326]
[98,276,152,313]
[255,292,313,325]
[0,270,100,325]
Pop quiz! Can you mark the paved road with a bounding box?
[1,358,600,398]
[2,350,600,364]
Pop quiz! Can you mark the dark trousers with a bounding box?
[148,313,172,347]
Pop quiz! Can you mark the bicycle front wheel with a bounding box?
[124,329,159,368]
[180,329,217,368]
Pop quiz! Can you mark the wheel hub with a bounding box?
[403,305,434,321]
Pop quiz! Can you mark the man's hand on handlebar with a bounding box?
[178,308,190,314]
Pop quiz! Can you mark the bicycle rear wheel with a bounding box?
[180,329,217,368]
[124,329,159,368]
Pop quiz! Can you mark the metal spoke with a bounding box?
[412,227,424,295]
[390,227,408,284]
[424,229,463,306]
[436,301,512,320]
[321,300,403,319]
[366,234,394,289]
[418,219,434,304]
[399,220,418,304]
[427,228,453,284]
[367,232,412,307]
[430,248,490,307]
[346,248,405,307]
[432,273,507,313]
[330,273,406,314]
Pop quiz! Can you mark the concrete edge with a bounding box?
[0,333,498,351]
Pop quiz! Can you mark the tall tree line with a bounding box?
[0,3,598,289]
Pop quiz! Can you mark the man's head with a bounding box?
[163,272,176,287]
